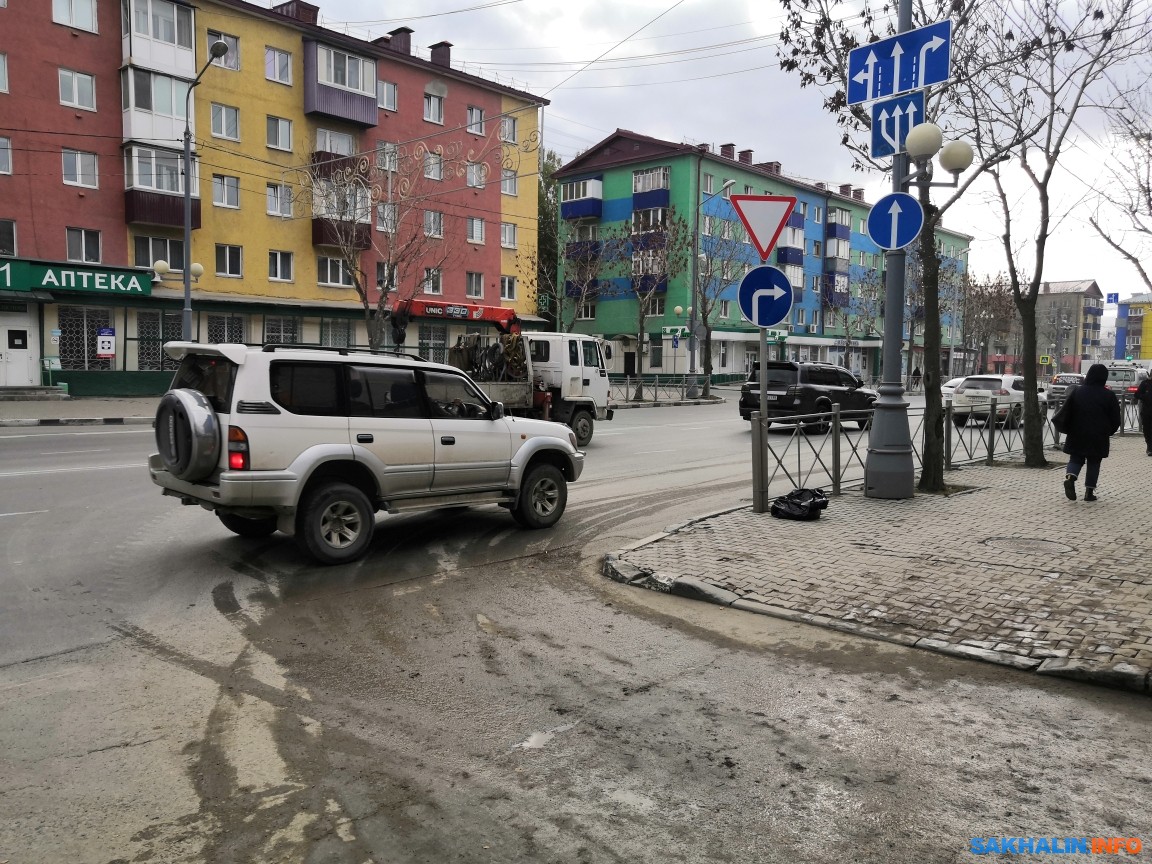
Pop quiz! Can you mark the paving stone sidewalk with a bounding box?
[604,438,1152,695]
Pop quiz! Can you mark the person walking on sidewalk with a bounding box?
[1134,373,1152,456]
[1062,363,1122,502]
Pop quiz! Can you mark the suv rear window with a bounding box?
[747,366,798,387]
[1107,369,1136,384]
[960,377,1001,390]
[172,354,237,414]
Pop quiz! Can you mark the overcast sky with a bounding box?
[300,0,1144,301]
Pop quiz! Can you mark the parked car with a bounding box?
[941,377,965,398]
[739,361,878,432]
[1047,372,1085,409]
[1102,363,1148,399]
[950,374,1047,428]
[148,342,584,565]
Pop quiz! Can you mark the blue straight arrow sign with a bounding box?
[866,193,924,250]
[847,20,952,105]
[870,92,925,159]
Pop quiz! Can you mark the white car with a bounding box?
[950,374,1047,428]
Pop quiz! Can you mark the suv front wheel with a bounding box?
[513,463,567,529]
[296,482,376,565]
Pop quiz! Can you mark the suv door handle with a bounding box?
[356,433,373,443]
[441,436,455,445]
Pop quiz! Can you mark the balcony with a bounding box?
[632,188,670,210]
[823,256,850,274]
[787,211,805,229]
[776,246,803,266]
[825,222,850,241]
[302,41,378,127]
[312,219,370,249]
[125,189,199,229]
[565,240,602,259]
[561,198,602,220]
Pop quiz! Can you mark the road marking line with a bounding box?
[0,463,141,478]
[40,449,111,455]
[0,510,50,517]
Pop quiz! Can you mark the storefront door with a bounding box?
[1,313,37,386]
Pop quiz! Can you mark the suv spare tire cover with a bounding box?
[155,388,221,482]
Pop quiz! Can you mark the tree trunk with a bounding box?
[702,329,712,397]
[632,327,645,401]
[917,201,945,493]
[1015,292,1047,466]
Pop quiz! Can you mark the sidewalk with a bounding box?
[0,397,158,426]
[605,437,1152,695]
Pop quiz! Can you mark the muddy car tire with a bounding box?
[514,463,567,529]
[296,482,375,565]
[155,389,220,482]
[217,512,278,538]
[570,410,594,447]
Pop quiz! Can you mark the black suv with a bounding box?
[739,361,878,431]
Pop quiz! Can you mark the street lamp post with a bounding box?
[689,178,735,398]
[865,118,973,499]
[175,39,229,342]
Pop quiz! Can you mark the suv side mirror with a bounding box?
[489,401,505,420]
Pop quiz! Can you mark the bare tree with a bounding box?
[696,214,752,397]
[961,273,1017,375]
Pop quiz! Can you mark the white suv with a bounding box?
[950,373,1047,428]
[149,343,584,565]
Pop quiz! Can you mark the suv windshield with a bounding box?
[172,354,237,414]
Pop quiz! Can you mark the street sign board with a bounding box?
[1039,354,1052,365]
[866,192,924,250]
[870,92,925,159]
[738,266,793,328]
[847,20,952,105]
[1107,293,1119,303]
[729,195,797,261]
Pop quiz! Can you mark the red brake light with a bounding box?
[228,426,249,471]
[995,388,1009,396]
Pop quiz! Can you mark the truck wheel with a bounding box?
[296,482,375,565]
[155,388,220,481]
[570,410,594,447]
[514,464,567,529]
[217,512,278,538]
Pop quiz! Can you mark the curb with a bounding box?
[0,417,154,427]
[602,538,1152,698]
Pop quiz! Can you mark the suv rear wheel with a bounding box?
[806,399,832,435]
[296,482,375,565]
[514,463,567,529]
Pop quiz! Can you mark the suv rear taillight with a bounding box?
[994,388,1009,396]
[1128,386,1139,394]
[785,385,800,401]
[228,426,250,471]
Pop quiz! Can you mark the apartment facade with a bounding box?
[0,0,546,393]
[552,130,971,382]
[1114,291,1151,365]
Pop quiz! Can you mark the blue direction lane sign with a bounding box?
[866,193,924,250]
[738,266,793,328]
[1107,293,1119,303]
[870,92,925,159]
[847,20,952,105]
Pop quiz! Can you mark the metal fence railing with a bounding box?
[609,375,722,403]
[749,395,1144,513]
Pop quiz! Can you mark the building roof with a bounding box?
[1039,280,1102,296]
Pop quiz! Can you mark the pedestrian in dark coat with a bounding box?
[1134,374,1152,456]
[1062,363,1122,502]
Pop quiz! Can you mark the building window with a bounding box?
[59,69,96,110]
[66,227,100,262]
[266,183,292,217]
[266,116,292,150]
[798,201,809,218]
[211,103,240,140]
[320,319,351,347]
[812,240,822,257]
[0,220,16,257]
[424,92,444,123]
[501,276,516,301]
[58,306,111,371]
[500,222,517,249]
[207,31,240,70]
[376,203,396,233]
[467,106,484,134]
[644,296,665,317]
[720,300,731,319]
[134,235,184,270]
[810,274,819,292]
[424,151,443,180]
[702,173,714,194]
[632,208,666,233]
[467,217,485,243]
[265,47,291,84]
[269,250,293,281]
[125,68,189,119]
[137,310,183,371]
[466,162,486,188]
[62,149,98,187]
[828,238,850,259]
[466,272,483,299]
[377,80,398,111]
[424,211,443,238]
[126,146,182,193]
[744,185,754,195]
[814,206,823,224]
[264,316,299,344]
[212,174,239,208]
[215,244,242,277]
[207,313,246,343]
[500,116,517,143]
[578,301,596,320]
[423,268,442,295]
[376,141,397,172]
[54,0,98,32]
[701,215,713,237]
[318,45,374,96]
[0,137,10,174]
[376,261,395,291]
[632,166,669,193]
[785,264,803,288]
[795,307,807,326]
[316,128,354,156]
[501,169,517,195]
[721,181,732,198]
[131,0,192,47]
[317,256,353,287]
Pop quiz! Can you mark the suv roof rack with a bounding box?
[260,343,427,362]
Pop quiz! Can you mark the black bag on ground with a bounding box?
[770,487,828,520]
